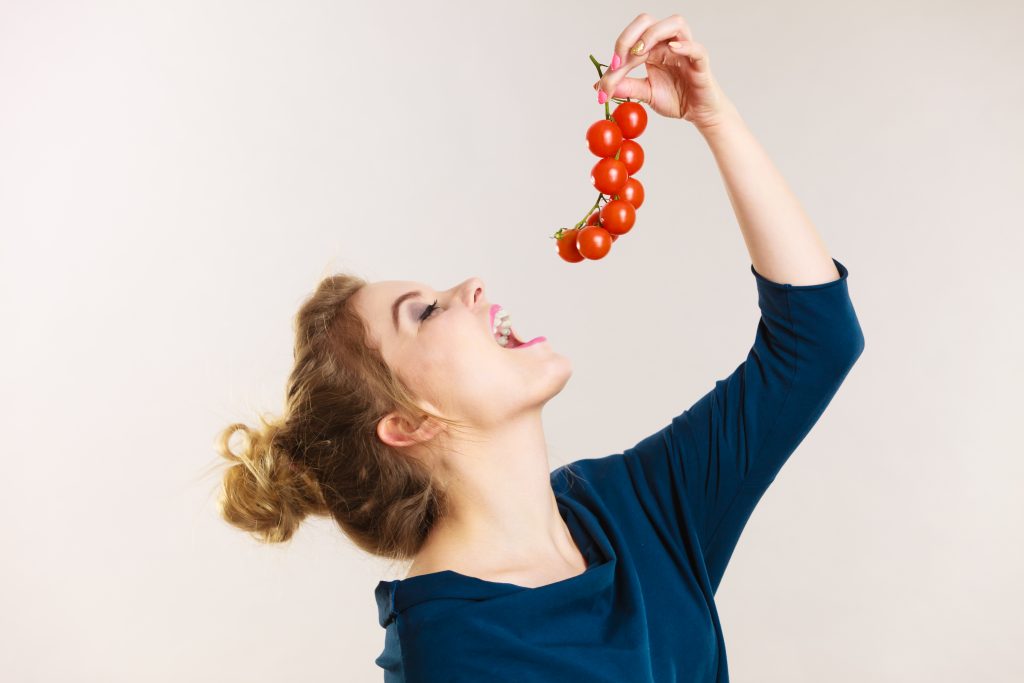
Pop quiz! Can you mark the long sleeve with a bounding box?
[378,258,864,680]
[615,257,865,593]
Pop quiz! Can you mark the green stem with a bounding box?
[558,55,623,238]
[589,54,614,120]
[572,192,607,229]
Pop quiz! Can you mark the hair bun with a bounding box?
[215,417,326,543]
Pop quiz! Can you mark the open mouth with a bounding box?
[490,304,525,349]
[493,321,525,348]
[496,329,525,348]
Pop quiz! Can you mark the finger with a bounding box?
[630,14,694,58]
[599,15,693,100]
[667,39,711,72]
[593,76,652,104]
[609,13,657,75]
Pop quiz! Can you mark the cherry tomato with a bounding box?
[616,177,644,209]
[556,229,585,262]
[591,158,629,195]
[617,139,644,175]
[592,208,619,240]
[599,199,636,235]
[612,102,647,139]
[586,119,623,158]
[576,225,612,260]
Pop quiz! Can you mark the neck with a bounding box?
[419,408,580,575]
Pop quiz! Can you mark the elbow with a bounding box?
[817,322,865,381]
[846,321,866,366]
[831,325,865,380]
[832,310,866,368]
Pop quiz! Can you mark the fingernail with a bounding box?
[630,39,645,56]
[597,90,608,104]
[610,53,621,71]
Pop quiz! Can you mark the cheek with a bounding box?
[443,343,491,381]
[434,341,502,392]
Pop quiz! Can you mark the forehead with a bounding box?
[363,280,427,308]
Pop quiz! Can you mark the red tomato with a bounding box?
[603,203,622,242]
[612,102,647,139]
[585,210,602,226]
[591,158,629,195]
[556,229,585,262]
[586,119,623,158]
[617,139,644,175]
[599,199,636,235]
[617,177,644,209]
[576,225,612,259]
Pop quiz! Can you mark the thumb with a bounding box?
[593,76,652,104]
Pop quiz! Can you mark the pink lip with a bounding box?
[489,303,514,343]
[513,336,548,349]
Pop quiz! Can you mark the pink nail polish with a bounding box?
[597,90,608,104]
[610,53,621,71]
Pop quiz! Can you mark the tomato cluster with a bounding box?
[554,61,649,263]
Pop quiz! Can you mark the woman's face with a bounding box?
[352,276,572,433]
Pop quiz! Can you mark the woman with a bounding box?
[216,12,865,683]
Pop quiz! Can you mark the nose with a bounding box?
[461,277,485,308]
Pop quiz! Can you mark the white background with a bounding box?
[2,1,1022,681]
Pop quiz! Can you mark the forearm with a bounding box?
[698,103,840,286]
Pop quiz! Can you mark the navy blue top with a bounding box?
[374,257,865,682]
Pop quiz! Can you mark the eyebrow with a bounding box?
[391,290,422,333]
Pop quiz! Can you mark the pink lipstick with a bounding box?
[513,336,547,349]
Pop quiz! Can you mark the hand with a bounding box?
[594,13,735,131]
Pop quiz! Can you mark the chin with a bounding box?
[540,354,573,400]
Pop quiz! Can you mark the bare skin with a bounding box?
[350,277,582,586]
[355,11,840,587]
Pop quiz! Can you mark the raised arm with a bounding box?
[596,12,841,287]
[699,101,841,287]
[583,14,865,593]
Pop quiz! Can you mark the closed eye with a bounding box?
[418,299,440,322]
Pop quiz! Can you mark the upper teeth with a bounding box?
[493,309,512,345]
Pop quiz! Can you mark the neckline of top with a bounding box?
[375,466,615,624]
[394,498,604,591]
[426,501,604,583]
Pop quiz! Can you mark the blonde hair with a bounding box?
[214,273,463,559]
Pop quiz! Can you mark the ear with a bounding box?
[376,411,446,449]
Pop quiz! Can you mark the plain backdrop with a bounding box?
[2,1,1022,681]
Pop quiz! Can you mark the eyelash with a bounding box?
[418,299,440,322]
